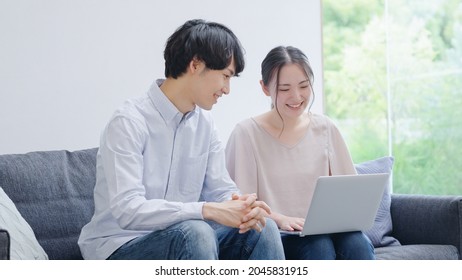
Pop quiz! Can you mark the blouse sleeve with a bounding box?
[326,117,357,175]
[225,122,259,195]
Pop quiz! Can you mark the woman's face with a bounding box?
[263,63,312,120]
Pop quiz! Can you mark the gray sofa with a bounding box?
[0,148,461,260]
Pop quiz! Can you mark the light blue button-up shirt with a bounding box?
[78,79,239,259]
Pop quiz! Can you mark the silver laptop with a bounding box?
[280,173,390,237]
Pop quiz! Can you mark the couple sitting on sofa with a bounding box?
[78,19,375,260]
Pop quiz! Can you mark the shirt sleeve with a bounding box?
[101,116,204,232]
[325,117,357,175]
[225,122,259,195]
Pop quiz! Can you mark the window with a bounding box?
[322,0,462,195]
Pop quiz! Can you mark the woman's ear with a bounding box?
[260,80,271,97]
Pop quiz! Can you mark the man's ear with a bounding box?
[260,80,271,96]
[189,58,203,74]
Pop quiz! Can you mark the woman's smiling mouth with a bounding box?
[287,101,304,108]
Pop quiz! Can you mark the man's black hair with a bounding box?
[164,19,245,78]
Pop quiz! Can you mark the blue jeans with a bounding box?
[281,231,375,260]
[107,219,285,260]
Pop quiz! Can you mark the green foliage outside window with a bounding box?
[322,0,462,194]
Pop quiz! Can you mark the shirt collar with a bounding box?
[148,79,198,126]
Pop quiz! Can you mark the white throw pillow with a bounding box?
[0,186,48,260]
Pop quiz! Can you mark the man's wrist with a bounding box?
[202,202,218,221]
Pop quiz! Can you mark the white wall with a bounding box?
[0,0,323,154]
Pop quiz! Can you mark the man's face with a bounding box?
[191,57,236,110]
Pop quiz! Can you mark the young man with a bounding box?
[78,19,284,260]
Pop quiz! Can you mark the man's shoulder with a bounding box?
[109,96,151,126]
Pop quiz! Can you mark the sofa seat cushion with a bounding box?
[375,244,459,260]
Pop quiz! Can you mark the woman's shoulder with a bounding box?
[235,112,270,130]
[229,118,254,138]
[235,117,254,126]
[232,117,254,132]
[232,114,271,141]
[310,113,337,127]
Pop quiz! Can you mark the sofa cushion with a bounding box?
[0,186,48,259]
[375,244,459,260]
[355,156,400,248]
[0,148,98,259]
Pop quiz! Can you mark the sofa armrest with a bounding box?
[390,194,462,257]
[0,229,10,260]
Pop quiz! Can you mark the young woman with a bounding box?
[226,46,375,260]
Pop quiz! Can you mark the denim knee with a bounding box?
[106,220,218,260]
[333,231,375,260]
[176,220,219,259]
[281,233,336,260]
[251,218,285,260]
